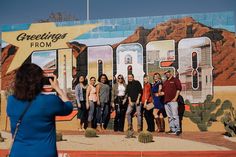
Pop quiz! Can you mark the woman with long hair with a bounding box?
[142,75,155,132]
[111,74,127,132]
[86,77,97,128]
[96,74,110,131]
[75,75,88,131]
[152,72,165,132]
[7,63,73,157]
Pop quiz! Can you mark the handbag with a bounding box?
[146,102,154,110]
[7,101,32,157]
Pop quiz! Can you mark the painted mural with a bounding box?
[0,11,235,133]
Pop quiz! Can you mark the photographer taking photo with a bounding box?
[7,63,73,157]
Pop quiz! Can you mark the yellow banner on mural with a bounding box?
[2,22,101,73]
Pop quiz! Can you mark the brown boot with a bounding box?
[101,123,105,130]
[137,125,142,133]
[160,118,165,132]
[87,122,92,128]
[96,124,102,132]
[155,117,161,132]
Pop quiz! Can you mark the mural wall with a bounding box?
[1,11,235,131]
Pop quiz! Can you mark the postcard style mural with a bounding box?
[1,11,235,132]
[116,43,144,86]
[146,40,176,82]
[87,45,113,81]
[178,37,213,103]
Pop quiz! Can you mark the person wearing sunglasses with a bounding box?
[111,74,127,132]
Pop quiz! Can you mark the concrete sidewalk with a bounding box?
[0,131,230,151]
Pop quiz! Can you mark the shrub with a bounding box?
[138,131,153,143]
[125,130,136,138]
[85,128,97,137]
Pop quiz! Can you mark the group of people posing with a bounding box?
[6,63,183,156]
[75,70,182,136]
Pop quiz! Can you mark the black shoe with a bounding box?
[175,131,182,136]
[166,130,175,134]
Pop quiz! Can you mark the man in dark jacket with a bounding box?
[126,74,142,132]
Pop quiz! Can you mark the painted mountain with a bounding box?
[1,16,236,90]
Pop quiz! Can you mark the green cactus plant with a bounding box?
[85,128,98,137]
[184,95,232,131]
[126,130,136,138]
[221,107,236,137]
[138,131,153,143]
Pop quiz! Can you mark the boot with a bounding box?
[137,125,142,133]
[160,118,165,132]
[101,123,105,130]
[87,121,92,128]
[155,117,161,132]
[96,124,102,132]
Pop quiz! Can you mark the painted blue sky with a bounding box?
[0,0,235,27]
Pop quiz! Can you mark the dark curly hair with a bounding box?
[98,74,109,84]
[14,63,44,101]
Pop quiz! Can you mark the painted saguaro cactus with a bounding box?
[184,95,232,131]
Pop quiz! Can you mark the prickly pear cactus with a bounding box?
[184,95,232,131]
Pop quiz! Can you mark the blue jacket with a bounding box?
[7,93,73,157]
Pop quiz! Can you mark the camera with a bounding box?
[42,76,54,85]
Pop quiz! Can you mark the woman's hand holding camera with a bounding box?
[49,74,69,102]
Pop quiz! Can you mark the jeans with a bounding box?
[88,101,96,122]
[96,102,109,125]
[164,101,180,132]
[126,102,142,128]
[114,96,127,131]
[77,101,88,124]
[144,108,155,132]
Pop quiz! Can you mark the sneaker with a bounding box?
[175,131,182,136]
[166,130,175,134]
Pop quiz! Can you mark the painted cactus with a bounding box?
[221,107,236,137]
[184,95,232,131]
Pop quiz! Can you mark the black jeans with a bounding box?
[114,96,127,131]
[144,108,155,132]
[78,101,88,124]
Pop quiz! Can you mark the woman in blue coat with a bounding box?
[7,63,73,157]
